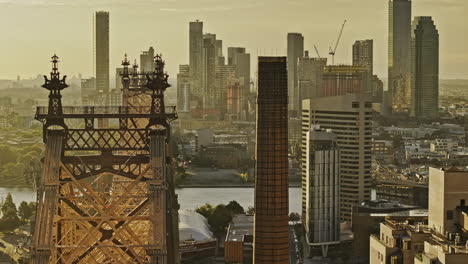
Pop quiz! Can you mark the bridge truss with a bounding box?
[31,54,179,264]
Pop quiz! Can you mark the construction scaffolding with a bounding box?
[31,54,179,264]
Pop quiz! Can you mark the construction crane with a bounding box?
[329,19,347,65]
[313,44,321,58]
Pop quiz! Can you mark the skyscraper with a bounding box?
[215,39,224,65]
[303,126,340,257]
[371,75,384,104]
[302,94,373,221]
[353,40,384,104]
[115,68,124,91]
[81,77,96,105]
[410,17,439,119]
[214,64,237,114]
[140,46,155,73]
[226,81,242,120]
[297,52,327,112]
[321,65,370,97]
[228,47,251,119]
[254,57,289,264]
[287,33,304,114]
[388,0,412,113]
[227,47,246,65]
[95,11,110,94]
[189,20,204,100]
[177,65,191,113]
[353,39,373,75]
[202,36,217,109]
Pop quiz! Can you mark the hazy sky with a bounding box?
[0,0,466,81]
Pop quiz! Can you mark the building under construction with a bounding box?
[31,54,180,263]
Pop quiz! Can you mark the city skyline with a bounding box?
[1,1,468,263]
[0,0,466,80]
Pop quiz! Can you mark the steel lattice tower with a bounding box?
[31,54,179,264]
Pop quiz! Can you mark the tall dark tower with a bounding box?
[95,11,110,94]
[388,0,412,113]
[254,57,289,264]
[189,20,203,101]
[287,33,304,115]
[410,17,439,119]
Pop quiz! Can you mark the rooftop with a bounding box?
[179,210,215,244]
[442,166,468,172]
[226,215,254,243]
[357,199,420,211]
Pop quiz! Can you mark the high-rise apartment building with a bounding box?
[140,47,155,73]
[388,0,412,113]
[214,64,237,114]
[177,65,191,113]
[353,40,382,104]
[81,77,96,105]
[321,65,370,97]
[95,11,110,94]
[303,126,340,257]
[302,94,373,220]
[228,47,246,65]
[226,82,242,120]
[287,33,304,114]
[189,20,204,100]
[202,36,217,109]
[228,47,251,119]
[297,53,327,111]
[372,75,384,104]
[353,39,374,76]
[215,39,224,65]
[254,57,289,264]
[410,17,439,119]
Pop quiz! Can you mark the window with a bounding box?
[352,102,360,108]
[447,210,454,220]
[461,199,466,207]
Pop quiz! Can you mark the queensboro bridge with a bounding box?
[31,54,180,263]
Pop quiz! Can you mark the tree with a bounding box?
[289,212,301,222]
[18,201,33,221]
[28,202,37,219]
[246,206,255,215]
[226,201,245,215]
[195,203,214,218]
[0,193,20,231]
[1,193,15,216]
[0,145,18,167]
[208,204,232,234]
[1,162,25,180]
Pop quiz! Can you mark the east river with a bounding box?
[0,187,379,214]
[0,187,303,213]
[0,187,379,215]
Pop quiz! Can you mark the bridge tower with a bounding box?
[31,54,179,263]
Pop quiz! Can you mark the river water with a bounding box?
[0,187,303,213]
[0,187,377,214]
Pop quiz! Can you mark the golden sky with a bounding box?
[0,0,466,80]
